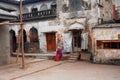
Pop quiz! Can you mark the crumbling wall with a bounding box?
[10,19,65,53]
[0,25,10,66]
[92,28,120,63]
[98,0,113,22]
[10,0,115,54]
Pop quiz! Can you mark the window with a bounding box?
[97,40,120,49]
[31,8,38,16]
[31,8,38,12]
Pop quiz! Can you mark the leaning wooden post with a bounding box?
[20,0,25,68]
[16,31,21,63]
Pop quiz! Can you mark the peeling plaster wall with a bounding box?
[10,19,65,53]
[56,0,99,52]
[92,28,120,63]
[99,0,113,22]
[9,0,100,53]
[57,0,99,29]
[9,0,119,56]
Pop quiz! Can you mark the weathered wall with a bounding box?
[22,1,53,13]
[92,28,120,63]
[10,19,65,53]
[9,0,118,55]
[0,25,10,66]
[99,0,113,22]
[9,0,100,53]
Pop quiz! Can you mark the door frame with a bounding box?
[72,30,82,52]
[46,32,56,51]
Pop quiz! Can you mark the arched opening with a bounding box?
[29,27,39,42]
[29,27,40,53]
[18,29,27,52]
[40,3,48,11]
[18,29,27,43]
[9,30,16,55]
[23,7,29,14]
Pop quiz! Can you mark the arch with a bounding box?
[29,27,40,53]
[29,27,39,42]
[18,29,27,43]
[9,30,17,54]
[23,7,29,13]
[69,22,85,30]
[40,3,48,11]
[51,1,56,5]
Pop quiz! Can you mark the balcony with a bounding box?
[18,9,56,21]
[113,5,120,21]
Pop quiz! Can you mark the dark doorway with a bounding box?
[9,30,16,55]
[18,29,27,52]
[18,29,27,43]
[46,32,56,51]
[72,30,82,52]
[29,27,40,53]
[29,27,39,42]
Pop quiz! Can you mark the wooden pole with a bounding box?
[0,22,21,25]
[16,32,21,63]
[20,0,25,69]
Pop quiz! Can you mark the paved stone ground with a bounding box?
[0,58,119,80]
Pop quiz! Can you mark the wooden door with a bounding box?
[46,32,56,51]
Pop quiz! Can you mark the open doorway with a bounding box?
[72,30,82,52]
[29,27,40,53]
[18,29,27,52]
[9,30,16,55]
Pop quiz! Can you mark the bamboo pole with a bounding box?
[20,0,25,69]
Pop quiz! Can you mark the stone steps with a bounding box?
[67,53,79,62]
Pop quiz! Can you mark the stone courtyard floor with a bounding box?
[0,57,120,80]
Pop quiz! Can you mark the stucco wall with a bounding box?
[92,28,120,63]
[0,25,10,66]
[10,19,65,53]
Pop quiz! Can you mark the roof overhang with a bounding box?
[0,6,16,12]
[68,22,85,31]
[92,23,120,29]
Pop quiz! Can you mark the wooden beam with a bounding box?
[0,22,21,25]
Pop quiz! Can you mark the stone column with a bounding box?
[0,25,10,66]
